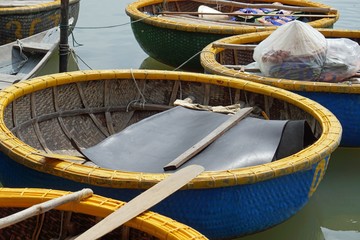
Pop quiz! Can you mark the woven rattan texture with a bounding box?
[0,1,80,45]
[0,208,159,240]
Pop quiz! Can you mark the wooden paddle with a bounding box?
[164,107,253,171]
[0,188,93,229]
[74,165,204,240]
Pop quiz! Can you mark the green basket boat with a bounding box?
[125,0,338,70]
[0,0,80,45]
[0,69,341,239]
[200,28,360,147]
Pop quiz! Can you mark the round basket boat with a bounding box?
[0,69,341,239]
[200,28,360,147]
[0,187,208,239]
[125,0,339,70]
[0,0,80,45]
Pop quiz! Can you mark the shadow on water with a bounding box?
[236,147,360,240]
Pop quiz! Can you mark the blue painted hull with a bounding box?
[0,151,328,239]
[297,91,358,147]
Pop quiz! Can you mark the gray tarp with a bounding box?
[81,106,290,172]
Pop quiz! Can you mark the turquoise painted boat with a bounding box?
[0,70,341,239]
[0,187,207,239]
[200,28,360,147]
[125,0,338,70]
[0,0,80,45]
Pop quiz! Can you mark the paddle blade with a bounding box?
[75,165,204,240]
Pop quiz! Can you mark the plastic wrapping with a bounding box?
[253,20,327,81]
[318,38,360,82]
[253,20,360,82]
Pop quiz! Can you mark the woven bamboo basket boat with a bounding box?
[0,69,341,239]
[0,0,80,45]
[125,0,338,70]
[0,187,207,239]
[200,28,360,147]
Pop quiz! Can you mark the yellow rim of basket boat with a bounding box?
[0,70,342,189]
[0,187,208,240]
[201,28,360,93]
[125,0,339,35]
[0,0,80,15]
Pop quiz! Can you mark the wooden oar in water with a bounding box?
[0,188,93,229]
[74,165,205,240]
[164,107,253,171]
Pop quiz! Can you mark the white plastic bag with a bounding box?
[253,20,327,81]
[318,38,360,82]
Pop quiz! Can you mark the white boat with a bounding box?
[0,27,79,89]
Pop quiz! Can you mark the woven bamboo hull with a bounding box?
[0,0,80,45]
[0,70,341,239]
[0,188,207,239]
[200,28,360,147]
[125,0,338,70]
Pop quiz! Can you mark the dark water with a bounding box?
[10,0,360,239]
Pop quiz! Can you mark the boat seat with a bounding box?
[13,42,53,54]
[0,73,24,89]
[81,106,316,172]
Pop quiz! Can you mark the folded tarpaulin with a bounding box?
[81,106,315,172]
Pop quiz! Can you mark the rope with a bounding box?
[126,68,147,111]
[72,16,153,30]
[12,39,29,74]
[173,50,214,71]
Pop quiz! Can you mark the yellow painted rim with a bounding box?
[0,0,80,15]
[201,28,360,93]
[0,70,342,189]
[125,0,339,34]
[0,187,208,240]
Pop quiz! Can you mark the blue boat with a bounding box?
[0,70,341,239]
[201,28,360,147]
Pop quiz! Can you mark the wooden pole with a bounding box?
[163,107,253,171]
[74,165,205,240]
[0,188,93,229]
[160,11,337,18]
[59,0,69,73]
[191,0,336,13]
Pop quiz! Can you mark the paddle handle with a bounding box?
[74,165,204,240]
[164,107,253,171]
[0,188,93,229]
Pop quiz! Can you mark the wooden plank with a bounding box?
[33,152,87,164]
[163,107,253,171]
[161,14,267,26]
[160,11,337,18]
[223,64,261,72]
[0,74,22,83]
[213,42,257,50]
[13,42,53,54]
[0,188,93,229]
[74,165,205,240]
[191,0,335,13]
